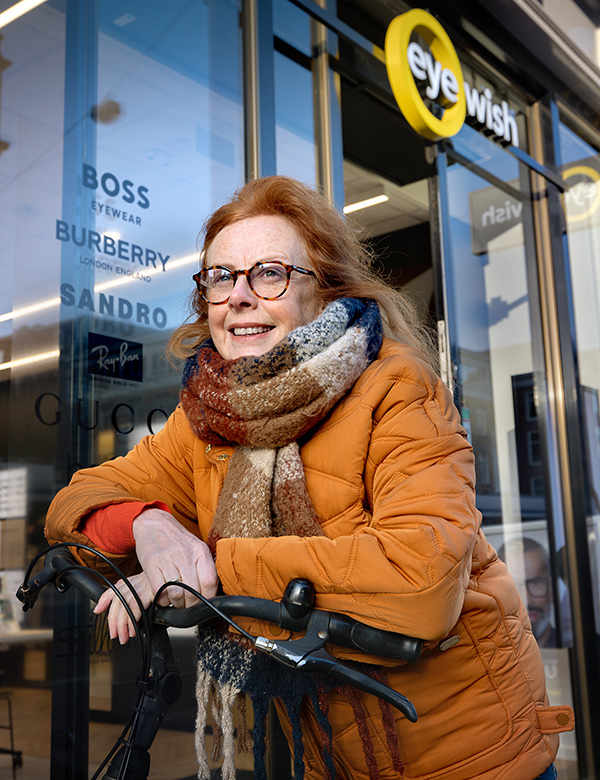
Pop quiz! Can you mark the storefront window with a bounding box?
[557,119,600,640]
[274,0,311,57]
[273,0,317,185]
[274,50,316,185]
[0,0,243,775]
[439,124,578,775]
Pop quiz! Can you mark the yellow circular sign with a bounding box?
[562,164,600,223]
[385,9,466,141]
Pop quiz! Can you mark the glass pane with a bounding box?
[441,125,578,775]
[558,120,600,639]
[274,0,312,57]
[0,0,243,776]
[274,52,316,185]
[273,0,318,185]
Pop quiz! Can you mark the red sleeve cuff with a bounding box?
[79,501,171,554]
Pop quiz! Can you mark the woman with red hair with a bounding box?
[46,176,572,780]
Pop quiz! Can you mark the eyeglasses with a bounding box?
[193,260,316,305]
[526,576,550,597]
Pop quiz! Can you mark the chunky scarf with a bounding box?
[180,298,391,780]
[180,297,383,551]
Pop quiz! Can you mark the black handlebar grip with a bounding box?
[156,595,422,663]
[45,548,106,603]
[37,555,423,665]
[154,595,282,628]
[328,614,422,663]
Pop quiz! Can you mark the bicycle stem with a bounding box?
[103,625,183,780]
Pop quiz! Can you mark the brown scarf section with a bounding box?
[207,444,322,551]
[179,298,383,553]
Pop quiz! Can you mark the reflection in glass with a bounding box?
[275,51,316,185]
[498,537,556,646]
[440,127,578,772]
[0,1,244,777]
[559,120,600,639]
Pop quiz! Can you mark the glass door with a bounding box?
[0,1,245,777]
[437,124,578,777]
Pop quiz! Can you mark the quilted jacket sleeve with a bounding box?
[44,405,199,575]
[215,344,481,644]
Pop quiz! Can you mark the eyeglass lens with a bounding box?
[526,576,549,597]
[201,262,289,302]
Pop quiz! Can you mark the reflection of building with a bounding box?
[455,347,500,520]
[512,373,547,517]
[454,359,549,524]
[582,385,600,515]
[0,33,10,156]
[3,0,600,777]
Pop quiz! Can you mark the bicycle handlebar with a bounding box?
[19,547,423,664]
[153,594,423,664]
[18,545,421,732]
[18,545,424,779]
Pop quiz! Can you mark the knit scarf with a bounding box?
[180,298,392,780]
[180,297,383,551]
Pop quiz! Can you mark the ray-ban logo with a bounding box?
[88,332,143,382]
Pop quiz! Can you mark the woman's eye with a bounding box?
[255,264,285,281]
[211,270,234,285]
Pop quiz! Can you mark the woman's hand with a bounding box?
[94,507,219,643]
[94,571,154,644]
[131,507,219,605]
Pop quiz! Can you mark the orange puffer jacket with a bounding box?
[45,339,573,780]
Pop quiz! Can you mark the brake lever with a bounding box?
[254,610,417,722]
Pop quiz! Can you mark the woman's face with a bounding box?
[206,215,323,360]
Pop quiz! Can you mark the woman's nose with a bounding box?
[228,273,256,307]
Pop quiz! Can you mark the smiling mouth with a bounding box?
[231,326,274,336]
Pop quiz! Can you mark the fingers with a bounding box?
[159,550,219,607]
[92,537,221,644]
[94,588,114,615]
[160,577,188,609]
[93,574,151,645]
[107,592,138,645]
[140,537,219,607]
[145,567,185,608]
[93,587,136,645]
[196,552,219,600]
[132,512,218,603]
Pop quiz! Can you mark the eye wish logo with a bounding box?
[88,332,143,382]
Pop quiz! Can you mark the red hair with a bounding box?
[168,176,436,366]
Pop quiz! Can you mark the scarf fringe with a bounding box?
[236,694,252,754]
[195,634,404,780]
[186,301,396,778]
[370,667,405,773]
[196,677,249,780]
[194,670,212,780]
[195,680,405,780]
[312,682,335,780]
